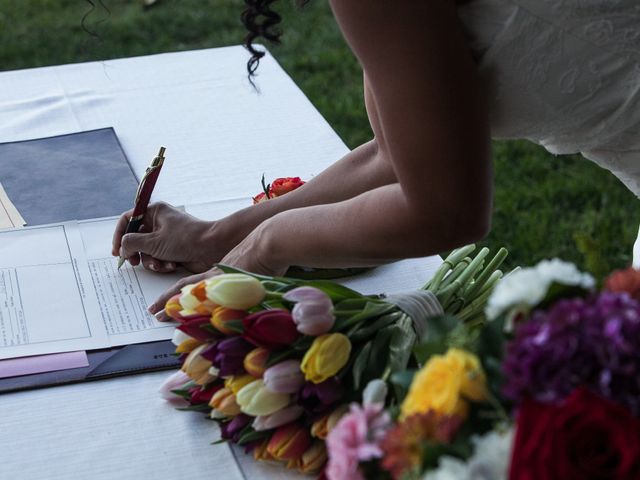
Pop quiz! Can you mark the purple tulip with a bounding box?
[221,414,253,443]
[202,337,253,377]
[284,287,335,336]
[253,405,305,431]
[263,360,305,394]
[297,377,343,415]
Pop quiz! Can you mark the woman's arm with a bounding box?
[222,0,493,275]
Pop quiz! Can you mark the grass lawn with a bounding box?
[1,0,638,277]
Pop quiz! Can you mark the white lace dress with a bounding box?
[458,0,640,197]
[456,0,640,263]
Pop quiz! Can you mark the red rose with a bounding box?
[270,176,305,197]
[605,268,640,300]
[510,388,640,480]
[252,191,268,205]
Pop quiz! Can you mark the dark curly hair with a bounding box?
[241,0,308,86]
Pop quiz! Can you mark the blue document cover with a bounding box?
[0,128,139,225]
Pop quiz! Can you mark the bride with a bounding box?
[112,0,640,319]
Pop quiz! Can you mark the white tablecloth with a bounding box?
[0,47,441,480]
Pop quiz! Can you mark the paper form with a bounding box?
[0,223,108,359]
[78,217,181,346]
[0,182,26,229]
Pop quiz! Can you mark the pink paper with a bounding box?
[0,351,89,379]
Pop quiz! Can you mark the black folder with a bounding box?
[0,128,180,393]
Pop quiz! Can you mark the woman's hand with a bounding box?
[112,202,227,273]
[150,220,289,321]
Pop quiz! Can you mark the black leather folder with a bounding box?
[0,129,180,393]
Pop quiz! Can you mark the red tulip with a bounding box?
[243,309,300,349]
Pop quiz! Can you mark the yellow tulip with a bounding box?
[291,441,327,473]
[310,404,349,439]
[301,333,351,384]
[181,344,214,385]
[236,379,290,416]
[209,387,241,417]
[224,374,255,394]
[205,273,266,310]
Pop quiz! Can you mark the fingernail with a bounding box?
[149,263,157,271]
[147,304,156,313]
[154,310,168,322]
[166,262,176,269]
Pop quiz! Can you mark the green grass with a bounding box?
[1,0,638,276]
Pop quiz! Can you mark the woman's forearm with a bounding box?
[254,183,489,272]
[209,139,397,246]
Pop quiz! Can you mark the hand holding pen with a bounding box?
[117,147,166,269]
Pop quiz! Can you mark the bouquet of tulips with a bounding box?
[325,259,640,480]
[160,245,508,475]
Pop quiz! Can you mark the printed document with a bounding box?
[0,219,182,360]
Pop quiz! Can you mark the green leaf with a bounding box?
[348,313,398,342]
[266,348,297,367]
[385,315,416,373]
[362,326,394,384]
[390,369,417,402]
[224,319,244,334]
[237,428,272,446]
[333,302,397,332]
[176,404,211,413]
[412,314,460,364]
[351,342,372,391]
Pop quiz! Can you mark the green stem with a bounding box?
[464,247,508,299]
[439,258,470,290]
[424,244,476,291]
[437,247,489,306]
[458,285,495,321]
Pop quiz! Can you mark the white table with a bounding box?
[0,47,441,480]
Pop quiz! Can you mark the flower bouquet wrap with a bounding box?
[160,245,508,475]
[324,259,640,480]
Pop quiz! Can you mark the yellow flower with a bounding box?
[224,374,255,394]
[181,344,214,385]
[400,348,487,419]
[205,273,266,310]
[236,379,290,416]
[301,333,351,384]
[310,404,349,439]
[290,441,327,473]
[209,387,241,417]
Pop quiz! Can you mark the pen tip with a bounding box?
[158,146,166,157]
[117,257,126,269]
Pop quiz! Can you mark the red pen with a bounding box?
[117,146,166,269]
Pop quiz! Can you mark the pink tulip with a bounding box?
[264,360,305,394]
[158,370,191,406]
[253,405,305,431]
[284,287,335,336]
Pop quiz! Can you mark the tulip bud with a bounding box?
[253,440,273,461]
[267,422,312,461]
[220,414,253,443]
[363,379,388,406]
[293,441,327,474]
[210,306,246,335]
[177,315,217,342]
[236,379,290,417]
[301,333,351,384]
[158,370,191,406]
[188,382,222,405]
[284,287,335,336]
[264,360,305,394]
[205,274,266,310]
[202,337,254,377]
[310,404,349,439]
[179,282,206,310]
[224,374,255,394]
[244,347,270,378]
[165,294,184,321]
[298,377,343,415]
[253,405,305,431]
[175,337,202,354]
[181,343,214,385]
[171,329,192,347]
[209,387,242,417]
[243,309,300,349]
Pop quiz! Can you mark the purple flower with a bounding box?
[202,337,253,377]
[503,292,640,415]
[220,414,252,443]
[284,286,335,336]
[297,377,344,415]
[264,360,305,394]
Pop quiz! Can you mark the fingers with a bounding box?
[112,208,134,256]
[148,272,209,316]
[140,253,177,273]
[120,231,157,259]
